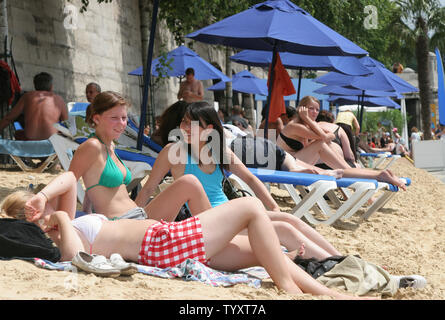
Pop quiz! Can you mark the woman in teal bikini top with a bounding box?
[85,133,132,191]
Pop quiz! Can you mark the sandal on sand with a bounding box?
[109,253,138,276]
[72,251,121,278]
[392,275,427,289]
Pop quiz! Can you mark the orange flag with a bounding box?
[266,52,296,123]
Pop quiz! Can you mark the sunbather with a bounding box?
[135,101,342,259]
[1,171,370,299]
[277,96,407,190]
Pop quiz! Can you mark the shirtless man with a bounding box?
[177,67,204,103]
[85,82,101,103]
[0,72,68,140]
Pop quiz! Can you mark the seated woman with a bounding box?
[277,97,353,170]
[135,101,342,260]
[67,92,211,221]
[1,171,370,300]
[277,96,407,190]
[315,110,357,167]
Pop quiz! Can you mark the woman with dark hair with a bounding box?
[135,101,344,260]
[316,110,356,166]
[150,100,189,146]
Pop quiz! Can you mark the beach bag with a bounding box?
[222,175,252,200]
[175,205,192,222]
[293,255,348,279]
[0,218,61,262]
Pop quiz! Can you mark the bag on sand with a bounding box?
[0,218,61,262]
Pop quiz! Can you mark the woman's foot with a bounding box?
[378,170,407,191]
[323,169,344,179]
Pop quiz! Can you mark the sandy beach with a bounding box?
[0,158,444,300]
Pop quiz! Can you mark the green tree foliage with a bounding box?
[159,0,258,44]
[391,0,445,139]
[296,0,403,68]
[360,109,409,135]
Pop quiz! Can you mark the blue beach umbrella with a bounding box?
[315,56,418,93]
[129,45,230,81]
[231,49,372,104]
[315,56,417,129]
[314,85,403,98]
[186,0,367,135]
[230,50,371,76]
[328,95,401,109]
[187,0,367,56]
[435,47,445,126]
[207,70,268,96]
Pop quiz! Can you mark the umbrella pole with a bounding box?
[356,95,361,124]
[296,67,302,105]
[358,91,365,133]
[264,44,278,140]
[137,0,159,151]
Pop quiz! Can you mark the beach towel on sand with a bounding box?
[34,258,268,288]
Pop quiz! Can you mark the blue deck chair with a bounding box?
[358,151,401,170]
[125,118,163,153]
[0,138,57,173]
[67,102,89,117]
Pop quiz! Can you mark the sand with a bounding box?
[0,158,444,300]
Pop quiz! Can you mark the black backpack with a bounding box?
[0,218,61,262]
[293,255,349,279]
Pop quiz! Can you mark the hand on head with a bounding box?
[298,106,309,120]
[24,193,46,222]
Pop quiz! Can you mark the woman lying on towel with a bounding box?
[134,101,342,260]
[276,96,407,191]
[1,171,372,300]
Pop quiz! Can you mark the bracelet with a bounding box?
[38,191,49,201]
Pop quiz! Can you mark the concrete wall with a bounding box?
[7,0,142,114]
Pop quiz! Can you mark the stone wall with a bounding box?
[6,0,142,114]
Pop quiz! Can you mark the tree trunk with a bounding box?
[138,0,151,75]
[138,0,154,129]
[0,0,7,52]
[416,17,432,140]
[225,46,232,113]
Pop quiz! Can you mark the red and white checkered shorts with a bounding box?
[138,216,207,269]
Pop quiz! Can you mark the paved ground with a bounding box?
[426,169,445,184]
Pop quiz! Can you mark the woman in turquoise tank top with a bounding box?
[135,102,342,260]
[68,92,213,222]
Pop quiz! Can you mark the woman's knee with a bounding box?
[233,197,266,219]
[272,220,297,235]
[177,174,204,192]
